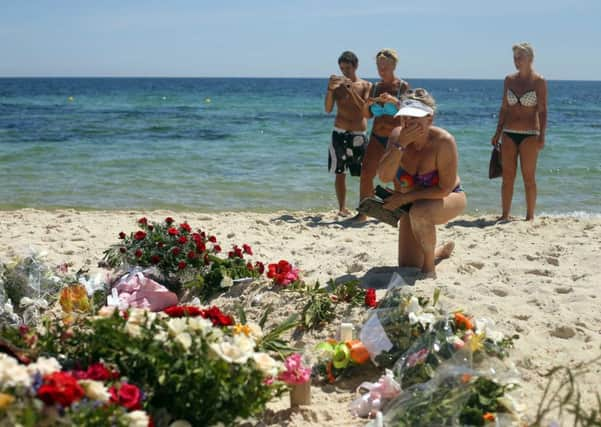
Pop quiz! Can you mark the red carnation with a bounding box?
[180,222,192,232]
[178,236,188,244]
[234,247,244,258]
[267,260,299,286]
[119,247,126,254]
[167,227,179,236]
[148,225,154,231]
[138,217,148,226]
[213,244,222,253]
[192,232,202,243]
[73,362,118,381]
[164,305,203,317]
[178,261,187,270]
[165,217,174,224]
[246,262,254,271]
[187,250,196,260]
[228,251,235,259]
[118,232,126,239]
[365,288,377,308]
[135,249,143,258]
[134,231,147,241]
[150,255,161,265]
[37,372,85,407]
[172,247,181,256]
[208,235,217,243]
[242,244,253,255]
[110,383,142,411]
[255,261,265,274]
[196,241,206,253]
[200,306,234,327]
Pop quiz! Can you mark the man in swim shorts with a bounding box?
[325,51,372,216]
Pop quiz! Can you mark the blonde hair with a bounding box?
[512,42,535,60]
[376,48,399,65]
[403,88,437,113]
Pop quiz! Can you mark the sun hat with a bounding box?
[394,99,434,118]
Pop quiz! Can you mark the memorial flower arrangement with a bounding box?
[12,302,285,426]
[102,217,263,298]
[0,354,151,427]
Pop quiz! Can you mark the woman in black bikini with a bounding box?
[491,42,548,221]
[356,48,409,221]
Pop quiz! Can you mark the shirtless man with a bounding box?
[325,51,372,216]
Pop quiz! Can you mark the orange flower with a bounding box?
[483,412,495,422]
[59,284,90,313]
[346,340,370,365]
[454,312,474,330]
[460,373,472,384]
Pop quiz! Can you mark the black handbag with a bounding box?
[488,144,502,179]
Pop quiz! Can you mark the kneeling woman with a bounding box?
[378,89,466,276]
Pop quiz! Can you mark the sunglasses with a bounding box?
[404,88,428,97]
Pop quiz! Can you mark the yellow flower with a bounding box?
[59,284,90,313]
[468,333,486,353]
[0,393,14,409]
[233,324,251,336]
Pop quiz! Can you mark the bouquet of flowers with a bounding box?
[10,302,285,426]
[0,354,152,427]
[313,338,371,383]
[102,217,264,297]
[378,364,522,427]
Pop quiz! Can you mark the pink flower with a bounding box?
[267,260,299,286]
[277,353,311,385]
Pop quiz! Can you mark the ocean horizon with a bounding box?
[1,77,600,216]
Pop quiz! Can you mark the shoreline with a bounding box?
[1,209,600,425]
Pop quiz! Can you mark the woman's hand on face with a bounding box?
[383,192,411,210]
[399,122,425,146]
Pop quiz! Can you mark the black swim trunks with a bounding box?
[328,128,368,176]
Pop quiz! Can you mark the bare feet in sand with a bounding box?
[350,213,368,223]
[337,208,352,217]
[435,241,455,260]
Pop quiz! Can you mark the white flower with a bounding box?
[209,336,254,364]
[97,306,116,318]
[167,318,188,336]
[474,317,504,343]
[125,410,150,427]
[79,379,111,402]
[406,296,421,315]
[406,296,435,328]
[246,322,264,340]
[220,275,234,288]
[175,332,192,351]
[169,420,192,427]
[0,354,32,388]
[27,356,61,376]
[186,317,213,335]
[154,330,168,343]
[252,352,281,377]
[125,322,142,338]
[128,308,149,325]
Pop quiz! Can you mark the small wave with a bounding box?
[539,210,601,219]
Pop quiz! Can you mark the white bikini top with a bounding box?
[506,88,537,107]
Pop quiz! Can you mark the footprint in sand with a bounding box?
[492,288,509,297]
[550,326,576,339]
[514,314,531,321]
[467,261,484,270]
[525,269,553,277]
[554,287,573,294]
[546,257,560,266]
[346,262,363,274]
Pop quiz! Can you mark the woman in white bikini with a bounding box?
[491,42,548,221]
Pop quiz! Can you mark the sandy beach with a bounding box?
[1,209,600,426]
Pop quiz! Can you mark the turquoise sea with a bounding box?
[1,78,600,215]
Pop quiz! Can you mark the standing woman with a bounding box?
[356,48,410,221]
[491,42,547,221]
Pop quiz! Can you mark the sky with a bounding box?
[1,0,600,80]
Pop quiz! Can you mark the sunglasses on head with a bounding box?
[405,88,428,97]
